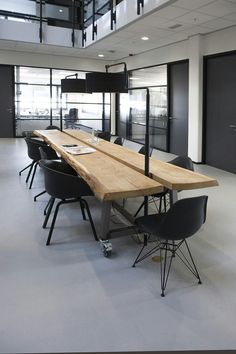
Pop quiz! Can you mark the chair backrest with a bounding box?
[138,145,153,157]
[169,155,194,171]
[25,137,47,161]
[113,137,124,146]
[39,145,58,160]
[97,131,111,141]
[39,159,93,199]
[45,125,60,130]
[69,108,78,122]
[158,196,208,241]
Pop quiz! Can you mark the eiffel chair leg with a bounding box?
[160,242,174,297]
[175,240,202,284]
[134,200,145,217]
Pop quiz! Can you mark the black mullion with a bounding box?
[50,68,52,125]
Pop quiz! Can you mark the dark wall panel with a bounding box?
[204,53,236,173]
[0,65,14,138]
[168,61,189,156]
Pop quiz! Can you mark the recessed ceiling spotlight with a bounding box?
[141,36,149,41]
[59,9,63,13]
[98,54,104,57]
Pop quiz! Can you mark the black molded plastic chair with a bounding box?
[64,108,78,129]
[97,131,111,141]
[45,125,60,130]
[33,146,61,202]
[133,195,208,296]
[113,137,124,146]
[19,137,58,189]
[134,155,194,217]
[39,159,98,246]
[138,145,153,157]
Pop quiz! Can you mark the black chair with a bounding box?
[39,159,98,246]
[64,108,78,129]
[33,146,61,202]
[113,137,124,146]
[134,155,194,217]
[138,145,153,157]
[19,137,58,189]
[97,131,111,141]
[45,125,60,130]
[133,195,208,296]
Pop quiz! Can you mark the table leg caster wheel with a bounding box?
[100,240,112,257]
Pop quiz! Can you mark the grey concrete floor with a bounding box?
[0,137,236,353]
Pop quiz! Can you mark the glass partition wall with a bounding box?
[15,66,110,137]
[119,64,168,151]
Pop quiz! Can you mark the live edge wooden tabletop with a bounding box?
[34,129,163,201]
[65,129,219,191]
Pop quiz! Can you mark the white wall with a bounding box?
[0,49,107,71]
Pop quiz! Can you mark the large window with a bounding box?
[15,66,110,137]
[119,65,168,151]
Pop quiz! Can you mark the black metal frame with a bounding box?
[133,236,202,297]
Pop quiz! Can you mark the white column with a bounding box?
[188,35,203,162]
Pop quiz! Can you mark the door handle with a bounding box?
[229,125,236,128]
[169,117,177,120]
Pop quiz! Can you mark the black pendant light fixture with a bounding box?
[61,73,87,93]
[85,62,128,93]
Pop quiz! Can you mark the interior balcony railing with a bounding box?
[0,0,147,48]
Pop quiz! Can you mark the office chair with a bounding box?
[33,146,61,202]
[134,155,194,217]
[138,145,153,157]
[133,195,208,296]
[97,131,111,141]
[39,159,98,246]
[19,137,58,189]
[45,125,60,130]
[64,108,78,129]
[113,137,124,146]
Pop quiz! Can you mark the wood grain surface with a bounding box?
[34,129,163,201]
[65,129,218,191]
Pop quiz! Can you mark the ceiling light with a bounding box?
[59,9,63,13]
[98,54,104,57]
[141,36,149,41]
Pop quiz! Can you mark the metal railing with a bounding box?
[0,0,146,47]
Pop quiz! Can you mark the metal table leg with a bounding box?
[169,189,178,206]
[99,200,113,257]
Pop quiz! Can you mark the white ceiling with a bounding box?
[1,0,236,61]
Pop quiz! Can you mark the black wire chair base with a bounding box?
[132,234,161,267]
[160,240,202,297]
[134,194,169,218]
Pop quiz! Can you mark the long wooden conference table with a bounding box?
[34,129,218,254]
